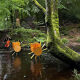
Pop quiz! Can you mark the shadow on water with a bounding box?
[0,51,75,80]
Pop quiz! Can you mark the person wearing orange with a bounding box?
[12,41,21,52]
[30,42,42,56]
[4,35,11,49]
[29,42,43,61]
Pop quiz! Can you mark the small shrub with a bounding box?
[62,38,69,44]
[73,69,80,80]
[69,36,74,38]
[76,37,80,43]
[9,27,47,44]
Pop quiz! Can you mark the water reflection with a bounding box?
[0,52,75,80]
[13,57,21,70]
[30,61,43,80]
[0,53,12,80]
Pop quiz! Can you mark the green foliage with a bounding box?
[9,27,46,43]
[60,27,69,36]
[76,37,80,43]
[37,0,45,8]
[61,38,69,44]
[60,0,80,20]
[73,69,80,80]
[58,0,66,9]
[69,36,74,39]
[0,0,40,30]
[0,0,11,30]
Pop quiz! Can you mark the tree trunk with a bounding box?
[15,10,21,27]
[33,0,80,69]
[46,0,80,69]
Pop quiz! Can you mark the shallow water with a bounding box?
[0,51,74,80]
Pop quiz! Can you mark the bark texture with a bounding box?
[34,0,80,69]
[47,0,80,69]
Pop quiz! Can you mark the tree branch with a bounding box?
[33,0,46,13]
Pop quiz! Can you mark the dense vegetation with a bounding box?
[1,0,80,80]
[1,0,80,29]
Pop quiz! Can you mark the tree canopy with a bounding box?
[0,0,40,30]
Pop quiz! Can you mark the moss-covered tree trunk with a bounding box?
[33,0,80,69]
[46,0,80,68]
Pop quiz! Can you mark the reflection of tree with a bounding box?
[0,54,22,80]
[0,53,12,80]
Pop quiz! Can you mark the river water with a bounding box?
[0,51,75,80]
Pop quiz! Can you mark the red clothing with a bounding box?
[5,40,10,47]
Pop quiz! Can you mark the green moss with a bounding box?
[54,43,80,61]
[9,27,46,46]
[73,69,80,80]
[61,38,69,44]
[33,0,46,13]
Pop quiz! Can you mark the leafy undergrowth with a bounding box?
[9,27,46,47]
[60,24,80,51]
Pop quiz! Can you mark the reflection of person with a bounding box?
[31,61,35,73]
[13,57,21,70]
[30,61,42,79]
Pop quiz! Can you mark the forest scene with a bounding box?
[0,0,80,80]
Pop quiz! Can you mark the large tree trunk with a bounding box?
[33,0,80,69]
[46,0,80,69]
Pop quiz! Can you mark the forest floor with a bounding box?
[61,23,80,51]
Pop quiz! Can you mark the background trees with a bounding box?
[59,0,80,24]
[0,0,41,30]
[1,0,80,30]
[33,0,80,69]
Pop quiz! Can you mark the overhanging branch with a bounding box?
[33,0,46,13]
